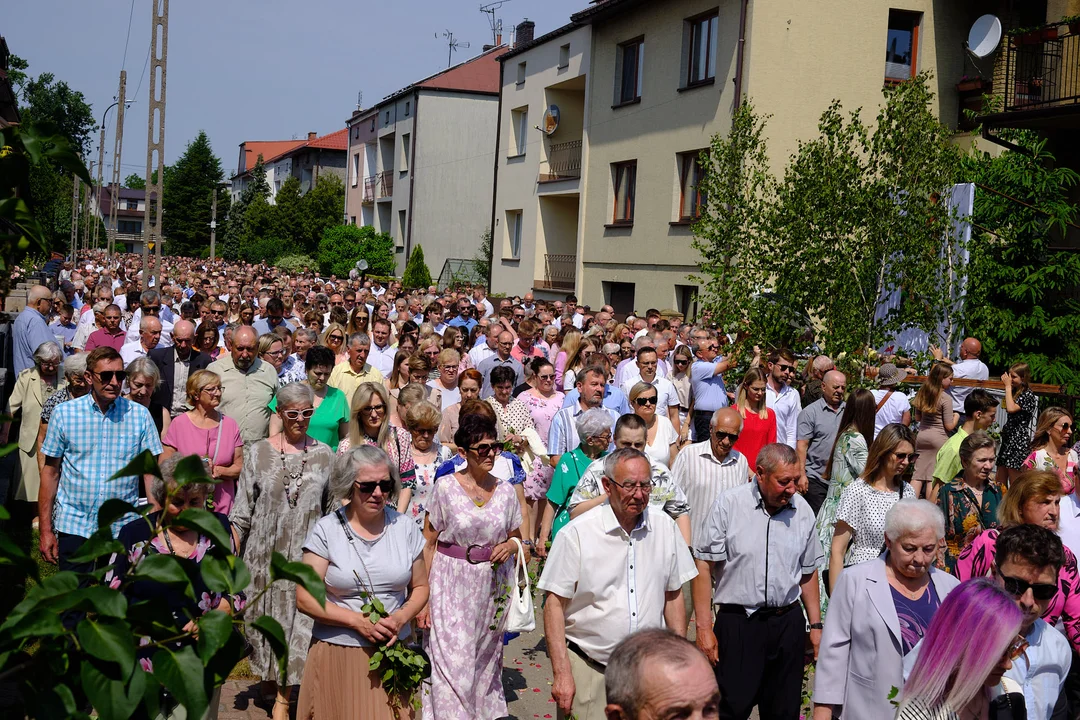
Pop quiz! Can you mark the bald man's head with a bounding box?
[710,407,743,459]
[231,326,258,370]
[497,331,514,358]
[961,337,982,359]
[822,370,847,408]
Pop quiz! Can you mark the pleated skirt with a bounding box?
[296,640,415,719]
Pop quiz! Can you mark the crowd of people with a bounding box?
[2,249,1076,720]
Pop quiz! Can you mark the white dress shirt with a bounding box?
[671,441,750,548]
[766,382,800,448]
[948,357,990,413]
[621,375,678,415]
[368,342,396,377]
[537,503,697,665]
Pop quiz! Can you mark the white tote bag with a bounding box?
[504,537,536,633]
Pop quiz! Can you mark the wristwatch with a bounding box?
[809,622,824,630]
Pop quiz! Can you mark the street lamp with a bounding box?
[209,180,230,261]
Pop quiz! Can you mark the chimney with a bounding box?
[496,32,502,45]
[307,131,317,141]
[483,44,495,52]
[515,19,534,46]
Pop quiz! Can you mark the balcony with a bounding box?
[996,21,1080,113]
[535,253,576,292]
[377,170,394,200]
[538,140,582,183]
[362,176,376,204]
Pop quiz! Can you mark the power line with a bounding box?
[120,0,137,73]
[133,41,152,101]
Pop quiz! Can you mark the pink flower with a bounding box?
[139,657,153,673]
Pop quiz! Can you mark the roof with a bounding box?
[499,20,582,61]
[304,127,348,151]
[98,186,146,218]
[238,140,306,174]
[232,129,348,180]
[381,45,508,105]
[570,0,646,23]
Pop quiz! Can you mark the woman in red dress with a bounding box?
[733,367,777,475]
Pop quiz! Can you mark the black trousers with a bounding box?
[57,532,94,575]
[692,410,715,444]
[805,477,829,516]
[714,607,804,720]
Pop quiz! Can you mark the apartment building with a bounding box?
[230,139,306,202]
[95,186,147,254]
[491,0,981,316]
[345,46,505,279]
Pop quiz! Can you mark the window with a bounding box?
[687,13,718,86]
[370,117,376,131]
[400,134,411,171]
[612,161,637,224]
[352,153,360,186]
[510,107,528,156]
[350,216,356,225]
[118,220,142,234]
[677,151,707,221]
[126,200,138,210]
[405,101,410,117]
[559,43,571,68]
[517,62,527,85]
[506,210,523,258]
[615,39,644,105]
[353,126,359,139]
[384,111,390,126]
[885,10,921,83]
[603,281,636,315]
[398,210,407,247]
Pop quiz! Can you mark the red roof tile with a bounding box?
[239,140,306,173]
[305,128,348,151]
[417,46,506,94]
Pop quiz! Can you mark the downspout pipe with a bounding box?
[732,0,750,117]
[405,90,420,261]
[488,54,506,291]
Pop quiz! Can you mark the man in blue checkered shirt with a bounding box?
[39,346,163,572]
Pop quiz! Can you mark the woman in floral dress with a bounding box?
[814,388,875,615]
[937,431,1002,573]
[1024,406,1077,494]
[418,414,523,720]
[517,357,562,534]
[404,400,453,529]
[997,362,1037,486]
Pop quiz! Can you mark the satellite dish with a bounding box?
[967,15,1002,58]
[542,105,560,136]
[355,259,369,272]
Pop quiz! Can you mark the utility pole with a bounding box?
[143,0,169,288]
[70,174,81,260]
[209,185,218,261]
[107,70,127,258]
[81,160,95,255]
[93,123,105,250]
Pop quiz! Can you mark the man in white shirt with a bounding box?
[621,346,679,428]
[539,448,696,720]
[471,286,495,319]
[124,291,174,347]
[764,348,801,448]
[120,316,162,365]
[468,323,500,367]
[367,318,396,377]
[930,337,989,417]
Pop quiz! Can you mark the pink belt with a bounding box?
[437,541,493,564]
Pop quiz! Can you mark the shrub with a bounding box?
[402,245,433,289]
[317,225,395,278]
[275,254,318,274]
[239,236,283,265]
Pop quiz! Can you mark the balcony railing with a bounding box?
[377,170,394,199]
[362,176,376,203]
[1000,21,1080,111]
[536,253,576,291]
[538,140,582,183]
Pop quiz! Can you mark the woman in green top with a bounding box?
[534,407,614,557]
[268,346,350,450]
[937,431,1002,574]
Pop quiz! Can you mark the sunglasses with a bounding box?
[674,359,689,365]
[94,370,128,385]
[892,451,920,462]
[1058,423,1074,432]
[355,479,395,495]
[713,431,740,442]
[281,408,315,420]
[1004,635,1029,662]
[469,442,501,456]
[142,306,161,314]
[635,396,658,406]
[360,404,387,414]
[776,363,797,373]
[537,374,555,381]
[328,334,344,342]
[998,570,1058,601]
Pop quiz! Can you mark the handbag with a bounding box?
[504,537,535,633]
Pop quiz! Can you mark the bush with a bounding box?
[239,236,283,265]
[317,225,395,278]
[402,245,432,289]
[275,254,318,274]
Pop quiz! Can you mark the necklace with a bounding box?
[279,435,309,508]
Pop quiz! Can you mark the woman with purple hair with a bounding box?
[895,578,1027,719]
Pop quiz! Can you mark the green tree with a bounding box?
[694,75,962,365]
[963,132,1080,387]
[273,176,305,244]
[162,131,225,256]
[317,224,395,277]
[221,156,269,260]
[124,173,146,190]
[300,175,344,253]
[473,228,493,285]
[402,244,433,288]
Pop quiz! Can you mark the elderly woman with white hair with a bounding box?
[0,341,63,521]
[812,499,960,720]
[231,381,335,720]
[295,445,429,718]
[124,355,170,435]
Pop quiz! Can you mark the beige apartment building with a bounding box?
[491,0,988,315]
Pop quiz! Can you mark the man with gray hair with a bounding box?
[120,315,162,365]
[603,629,719,720]
[692,442,823,720]
[208,326,278,442]
[796,369,847,513]
[123,290,174,347]
[13,285,57,375]
[329,332,384,403]
[801,355,835,408]
[539,447,697,720]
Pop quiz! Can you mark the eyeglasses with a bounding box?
[281,408,315,420]
[674,359,689,366]
[892,451,920,462]
[142,305,161,314]
[1004,635,1030,662]
[469,442,501,456]
[93,370,128,385]
[713,431,740,442]
[537,374,555,381]
[201,386,223,395]
[328,334,344,342]
[1057,422,1074,432]
[411,427,437,436]
[360,403,387,415]
[441,364,458,371]
[998,570,1058,601]
[776,363,797,373]
[634,396,658,406]
[355,479,395,495]
[513,314,525,320]
[606,477,654,493]
[266,348,286,357]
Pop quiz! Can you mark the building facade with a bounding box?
[491,0,983,316]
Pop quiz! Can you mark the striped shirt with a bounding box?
[41,393,164,538]
[546,403,622,456]
[671,440,750,547]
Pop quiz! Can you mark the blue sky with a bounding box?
[5,0,583,178]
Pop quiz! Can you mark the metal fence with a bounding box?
[1002,21,1080,111]
[538,140,582,182]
